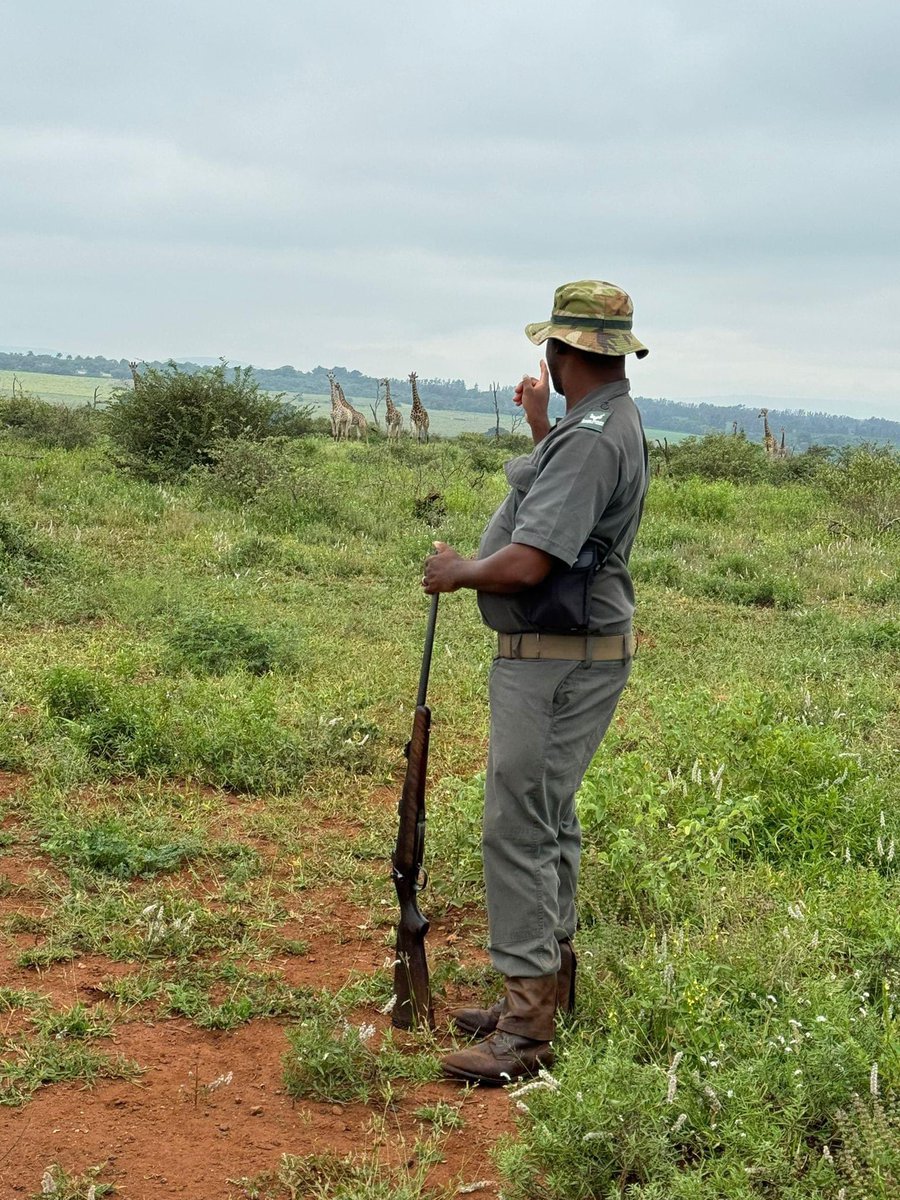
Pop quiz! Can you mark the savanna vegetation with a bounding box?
[1,372,899,1198]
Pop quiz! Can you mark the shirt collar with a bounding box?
[556,379,631,429]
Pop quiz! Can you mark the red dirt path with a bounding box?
[0,772,517,1199]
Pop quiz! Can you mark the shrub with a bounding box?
[0,512,61,603]
[822,444,900,535]
[164,611,299,675]
[0,391,98,450]
[40,816,203,878]
[664,434,768,483]
[104,361,284,480]
[282,1014,439,1104]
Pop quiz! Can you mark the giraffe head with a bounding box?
[757,408,768,419]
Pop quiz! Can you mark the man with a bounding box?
[422,280,649,1086]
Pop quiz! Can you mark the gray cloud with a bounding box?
[3,0,898,418]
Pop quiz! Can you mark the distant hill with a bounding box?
[1,349,897,450]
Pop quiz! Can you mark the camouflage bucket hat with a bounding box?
[525,280,649,358]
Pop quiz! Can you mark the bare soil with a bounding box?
[0,772,517,1199]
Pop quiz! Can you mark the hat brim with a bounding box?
[525,320,649,359]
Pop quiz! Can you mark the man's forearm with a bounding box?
[448,544,553,594]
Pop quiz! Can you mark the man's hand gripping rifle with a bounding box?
[390,593,438,1031]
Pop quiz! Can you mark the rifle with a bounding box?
[390,593,438,1031]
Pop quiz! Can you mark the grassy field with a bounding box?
[0,426,898,1197]
[1,369,687,443]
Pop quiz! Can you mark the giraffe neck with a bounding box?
[383,381,396,416]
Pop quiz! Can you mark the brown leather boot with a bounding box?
[450,995,505,1037]
[450,940,576,1037]
[442,974,556,1086]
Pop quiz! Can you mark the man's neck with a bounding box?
[564,373,627,412]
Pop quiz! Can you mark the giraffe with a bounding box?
[335,379,368,441]
[779,428,788,459]
[327,371,350,440]
[129,361,142,390]
[758,408,778,458]
[381,378,403,441]
[408,372,430,443]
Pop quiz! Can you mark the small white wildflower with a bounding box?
[789,1019,803,1030]
[575,1091,584,1103]
[767,995,778,1005]
[877,836,885,858]
[536,1067,560,1090]
[508,1078,554,1099]
[870,1062,879,1096]
[671,1112,688,1133]
[822,1144,833,1163]
[206,1071,233,1091]
[86,1188,97,1200]
[844,846,851,863]
[457,1182,497,1195]
[41,1170,56,1195]
[793,1069,802,1076]
[378,994,398,1015]
[582,1131,604,1142]
[815,1014,827,1022]
[357,1023,376,1043]
[881,811,886,828]
[666,1051,683,1104]
[889,839,896,863]
[515,1101,529,1114]
[810,930,820,949]
[726,1089,734,1098]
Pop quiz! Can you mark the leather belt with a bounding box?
[496,632,635,662]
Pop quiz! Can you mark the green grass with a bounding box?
[0,369,118,408]
[0,428,898,1194]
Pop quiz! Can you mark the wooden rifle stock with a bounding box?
[391,594,438,1030]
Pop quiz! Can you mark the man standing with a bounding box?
[422,280,649,1085]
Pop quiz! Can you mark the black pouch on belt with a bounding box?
[516,538,609,633]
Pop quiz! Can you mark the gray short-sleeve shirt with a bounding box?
[476,379,648,634]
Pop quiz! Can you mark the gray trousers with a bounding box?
[482,656,631,978]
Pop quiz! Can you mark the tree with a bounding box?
[104,360,285,480]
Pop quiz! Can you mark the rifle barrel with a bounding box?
[416,593,439,709]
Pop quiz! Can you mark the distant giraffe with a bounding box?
[129,361,142,390]
[335,379,368,441]
[408,372,430,443]
[381,378,403,441]
[758,408,778,458]
[731,420,738,436]
[779,428,788,459]
[327,371,350,440]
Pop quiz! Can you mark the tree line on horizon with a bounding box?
[2,349,897,450]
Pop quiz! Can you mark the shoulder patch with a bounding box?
[578,410,611,434]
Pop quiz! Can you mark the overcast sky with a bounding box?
[3,1,899,419]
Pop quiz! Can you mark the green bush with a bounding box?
[822,444,900,535]
[40,816,203,878]
[664,434,768,484]
[0,391,98,450]
[0,512,62,603]
[104,361,284,480]
[164,611,299,675]
[282,1013,439,1104]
